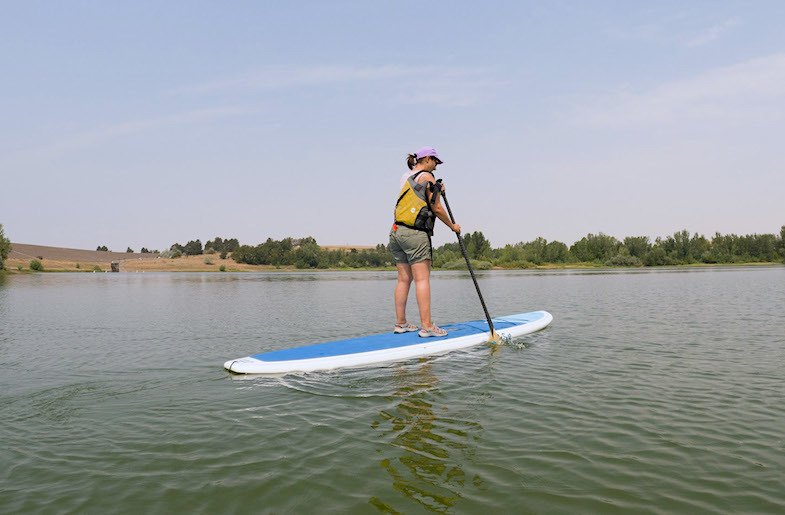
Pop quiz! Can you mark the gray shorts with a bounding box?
[388,225,432,264]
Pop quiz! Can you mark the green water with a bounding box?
[1,267,784,513]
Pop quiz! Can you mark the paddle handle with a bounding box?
[439,190,497,336]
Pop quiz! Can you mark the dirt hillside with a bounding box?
[5,242,382,272]
[6,243,159,272]
[9,243,158,262]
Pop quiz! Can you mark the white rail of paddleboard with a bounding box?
[224,310,552,375]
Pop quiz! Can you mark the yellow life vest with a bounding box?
[394,171,435,234]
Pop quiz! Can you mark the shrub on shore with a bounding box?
[30,259,44,271]
[160,249,182,259]
[0,223,10,270]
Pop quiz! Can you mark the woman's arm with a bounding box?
[420,173,461,233]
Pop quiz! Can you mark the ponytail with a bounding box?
[406,153,417,170]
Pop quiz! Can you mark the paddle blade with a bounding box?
[487,330,503,345]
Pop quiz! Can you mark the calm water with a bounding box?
[1,267,784,514]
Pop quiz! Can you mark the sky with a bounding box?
[2,1,784,251]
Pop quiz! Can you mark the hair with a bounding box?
[406,153,431,170]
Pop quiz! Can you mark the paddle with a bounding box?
[434,181,502,344]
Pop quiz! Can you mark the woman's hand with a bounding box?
[452,223,461,234]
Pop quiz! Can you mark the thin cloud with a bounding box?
[46,106,259,153]
[396,75,509,108]
[569,53,785,128]
[180,64,504,108]
[607,12,740,48]
[184,65,417,93]
[683,17,740,48]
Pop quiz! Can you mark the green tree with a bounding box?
[96,245,108,251]
[462,231,492,260]
[570,233,620,262]
[623,236,651,258]
[183,239,203,256]
[0,224,11,270]
[520,237,548,264]
[293,239,323,269]
[643,245,668,266]
[707,232,735,263]
[749,234,778,262]
[606,249,643,267]
[223,238,240,252]
[432,244,459,268]
[205,236,239,254]
[204,237,222,253]
[126,247,134,253]
[779,226,785,262]
[493,244,523,266]
[690,234,710,262]
[233,237,293,266]
[660,230,691,263]
[544,241,569,263]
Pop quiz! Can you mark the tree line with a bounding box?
[166,237,240,258]
[432,227,785,268]
[95,237,241,258]
[2,225,783,272]
[222,227,785,269]
[232,237,390,269]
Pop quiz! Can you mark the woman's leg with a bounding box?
[395,263,413,324]
[411,260,433,329]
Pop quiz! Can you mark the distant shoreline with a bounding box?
[4,242,782,274]
[4,254,782,275]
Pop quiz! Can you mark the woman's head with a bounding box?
[407,146,443,170]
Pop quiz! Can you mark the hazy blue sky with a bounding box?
[2,1,784,251]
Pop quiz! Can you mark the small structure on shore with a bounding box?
[110,261,120,272]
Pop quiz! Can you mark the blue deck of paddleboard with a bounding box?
[251,312,545,362]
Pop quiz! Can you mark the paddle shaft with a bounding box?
[438,190,497,336]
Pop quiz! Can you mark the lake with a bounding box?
[1,267,784,513]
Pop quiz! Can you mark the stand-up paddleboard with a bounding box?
[224,310,552,375]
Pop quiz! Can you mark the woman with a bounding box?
[388,146,461,337]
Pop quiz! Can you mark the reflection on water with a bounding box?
[369,361,483,512]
